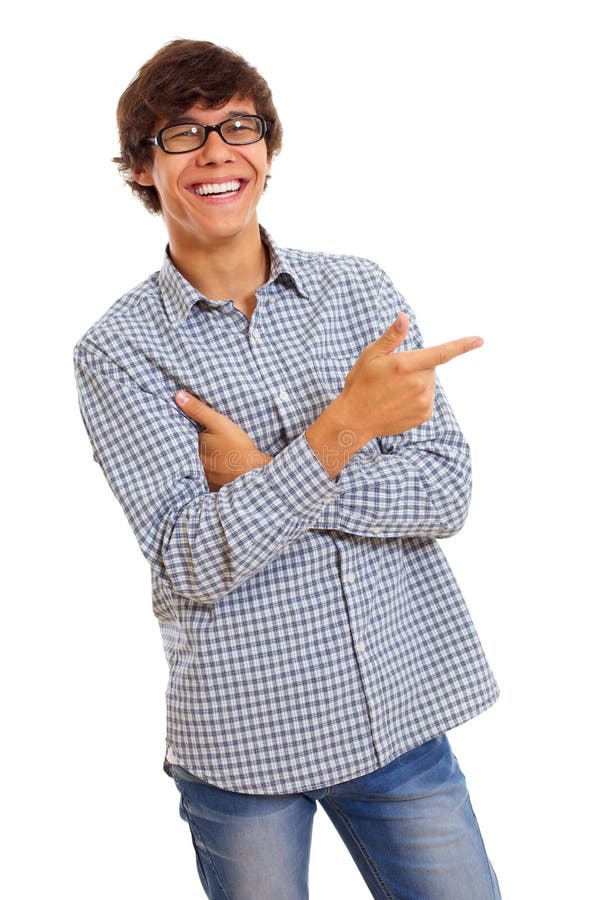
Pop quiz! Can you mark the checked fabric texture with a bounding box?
[74,229,498,794]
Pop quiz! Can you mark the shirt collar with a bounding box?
[158,226,309,328]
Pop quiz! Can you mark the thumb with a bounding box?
[174,391,223,430]
[370,312,410,355]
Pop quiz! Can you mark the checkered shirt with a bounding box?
[74,229,499,794]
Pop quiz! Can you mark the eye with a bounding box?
[224,119,249,134]
[169,125,200,139]
[159,123,205,152]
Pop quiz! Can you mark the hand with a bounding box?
[337,313,483,440]
[306,313,483,478]
[174,392,273,491]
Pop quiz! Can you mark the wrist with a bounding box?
[306,398,373,479]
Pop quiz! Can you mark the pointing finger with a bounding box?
[402,336,484,371]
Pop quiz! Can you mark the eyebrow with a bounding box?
[161,110,255,130]
[191,107,254,120]
[224,109,255,117]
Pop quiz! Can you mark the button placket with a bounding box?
[251,303,305,437]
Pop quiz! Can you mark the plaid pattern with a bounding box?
[74,229,499,794]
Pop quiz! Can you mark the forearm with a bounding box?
[75,347,342,608]
[309,379,473,539]
[311,432,471,538]
[155,434,341,604]
[233,388,472,540]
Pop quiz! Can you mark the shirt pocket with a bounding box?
[311,354,358,401]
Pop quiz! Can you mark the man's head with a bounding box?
[114,39,283,215]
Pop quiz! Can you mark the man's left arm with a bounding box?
[311,267,474,539]
[311,375,472,538]
[191,377,471,540]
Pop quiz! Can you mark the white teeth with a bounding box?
[195,180,241,196]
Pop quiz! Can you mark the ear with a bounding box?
[133,167,155,187]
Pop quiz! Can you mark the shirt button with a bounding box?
[252,329,260,341]
[357,641,366,654]
[345,572,356,584]
[372,526,383,534]
[279,390,291,402]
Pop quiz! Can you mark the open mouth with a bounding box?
[193,180,242,198]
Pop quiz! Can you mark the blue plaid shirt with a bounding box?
[74,229,498,794]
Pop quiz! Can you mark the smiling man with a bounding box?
[74,39,502,899]
[135,102,271,318]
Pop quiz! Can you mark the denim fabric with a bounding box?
[171,734,501,899]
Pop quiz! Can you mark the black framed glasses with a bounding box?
[144,115,269,154]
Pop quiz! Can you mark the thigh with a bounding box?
[320,735,501,900]
[171,766,316,900]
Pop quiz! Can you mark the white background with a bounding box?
[2,1,598,897]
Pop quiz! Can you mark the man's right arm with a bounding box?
[74,342,345,609]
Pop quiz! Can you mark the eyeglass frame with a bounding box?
[143,115,270,154]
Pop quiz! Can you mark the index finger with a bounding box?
[175,390,217,429]
[402,336,484,371]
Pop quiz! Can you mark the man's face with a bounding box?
[135,97,271,249]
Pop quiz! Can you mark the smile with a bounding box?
[195,180,241,197]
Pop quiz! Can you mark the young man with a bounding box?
[75,39,501,899]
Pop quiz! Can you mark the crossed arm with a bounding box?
[175,312,482,535]
[76,310,481,604]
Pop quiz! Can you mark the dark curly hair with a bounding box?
[114,39,283,214]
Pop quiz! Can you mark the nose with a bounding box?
[194,131,236,167]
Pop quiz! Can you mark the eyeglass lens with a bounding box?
[160,116,264,152]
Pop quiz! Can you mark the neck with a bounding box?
[168,224,269,317]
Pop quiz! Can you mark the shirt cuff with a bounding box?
[262,433,344,520]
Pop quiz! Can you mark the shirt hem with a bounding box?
[163,684,500,796]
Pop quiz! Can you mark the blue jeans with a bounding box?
[171,734,501,899]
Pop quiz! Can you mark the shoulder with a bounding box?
[275,241,418,344]
[275,243,390,300]
[73,271,161,363]
[280,243,384,279]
